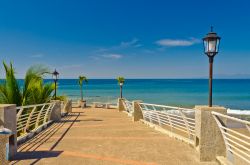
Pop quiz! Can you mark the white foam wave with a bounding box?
[227,109,250,115]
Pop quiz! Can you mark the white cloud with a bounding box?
[156,38,200,47]
[58,64,82,69]
[101,54,123,59]
[30,54,44,58]
[94,38,142,54]
[120,38,142,48]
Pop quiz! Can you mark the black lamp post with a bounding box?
[52,69,59,100]
[203,27,221,107]
[119,82,124,98]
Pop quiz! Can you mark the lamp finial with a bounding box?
[211,26,213,32]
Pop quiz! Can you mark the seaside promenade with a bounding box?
[10,107,217,165]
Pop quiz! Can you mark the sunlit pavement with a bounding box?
[11,107,218,165]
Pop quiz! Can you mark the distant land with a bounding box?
[213,74,250,79]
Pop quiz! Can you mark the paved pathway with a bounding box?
[11,107,217,165]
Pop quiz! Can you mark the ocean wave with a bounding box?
[228,109,250,115]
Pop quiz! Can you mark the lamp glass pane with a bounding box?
[203,40,208,53]
[52,74,58,80]
[216,39,220,52]
[208,40,216,53]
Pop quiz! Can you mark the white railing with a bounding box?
[123,99,133,115]
[139,103,196,144]
[212,111,250,164]
[16,103,55,138]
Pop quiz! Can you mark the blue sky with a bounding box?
[0,0,250,78]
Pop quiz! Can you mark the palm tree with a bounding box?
[0,62,54,106]
[117,77,125,98]
[78,76,88,101]
[26,79,55,105]
[22,64,53,105]
[0,62,22,105]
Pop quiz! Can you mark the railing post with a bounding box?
[0,104,17,160]
[132,100,143,122]
[194,105,227,161]
[247,125,250,132]
[35,104,46,128]
[122,100,128,112]
[118,98,125,112]
[163,108,173,132]
[212,113,234,164]
[152,106,162,126]
[49,101,61,122]
[179,109,191,139]
[44,104,53,124]
[24,106,37,133]
[147,106,153,123]
[140,104,146,120]
[16,107,24,122]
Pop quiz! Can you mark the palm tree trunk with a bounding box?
[80,85,83,101]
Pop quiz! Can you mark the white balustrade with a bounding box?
[139,103,196,143]
[123,99,133,115]
[212,111,250,164]
[16,103,55,138]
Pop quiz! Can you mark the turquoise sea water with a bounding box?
[54,79,250,110]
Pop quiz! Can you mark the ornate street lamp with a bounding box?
[203,26,221,107]
[52,69,59,100]
[117,77,125,98]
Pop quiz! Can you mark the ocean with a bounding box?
[54,79,250,110]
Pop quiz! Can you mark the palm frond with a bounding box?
[0,62,54,106]
[78,76,88,86]
[23,64,50,99]
[0,62,22,106]
[117,77,125,84]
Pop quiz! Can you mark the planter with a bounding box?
[78,100,86,108]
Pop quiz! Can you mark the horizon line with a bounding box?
[3,78,250,80]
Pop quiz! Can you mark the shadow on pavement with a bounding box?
[14,151,63,160]
[11,112,81,164]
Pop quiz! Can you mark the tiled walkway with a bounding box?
[11,108,217,165]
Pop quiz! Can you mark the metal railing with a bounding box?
[212,111,250,164]
[16,103,55,138]
[60,101,65,111]
[139,103,196,144]
[123,99,133,115]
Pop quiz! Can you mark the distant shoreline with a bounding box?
[1,79,250,110]
[1,78,250,80]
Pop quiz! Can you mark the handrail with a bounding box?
[16,103,52,109]
[139,102,194,111]
[212,111,250,164]
[123,99,133,115]
[212,111,250,125]
[16,103,55,138]
[139,102,195,145]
